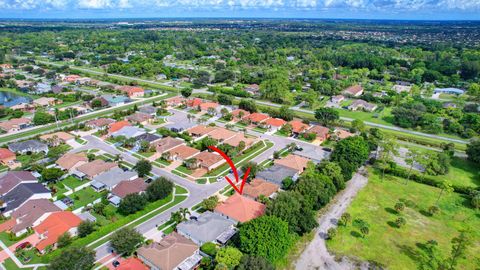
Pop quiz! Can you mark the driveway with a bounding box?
[295,172,368,270]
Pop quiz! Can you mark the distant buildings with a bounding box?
[343,85,364,97]
[434,87,465,95]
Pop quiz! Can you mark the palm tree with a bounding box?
[378,136,398,180]
[179,208,190,221]
[404,149,421,184]
[114,154,123,163]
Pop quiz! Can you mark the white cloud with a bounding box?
[438,0,480,9]
[77,0,113,9]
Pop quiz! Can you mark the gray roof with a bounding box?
[108,195,121,206]
[92,168,138,189]
[139,105,157,115]
[135,133,161,143]
[111,126,146,139]
[177,211,236,245]
[9,140,48,153]
[53,200,69,210]
[256,164,298,186]
[78,211,97,222]
[293,148,331,163]
[434,87,465,94]
[0,183,50,213]
[90,181,106,190]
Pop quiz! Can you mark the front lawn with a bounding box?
[175,165,194,175]
[61,176,87,190]
[326,170,480,270]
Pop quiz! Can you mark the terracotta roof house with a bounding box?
[206,127,237,142]
[0,199,60,237]
[33,211,82,253]
[56,152,88,171]
[343,85,364,97]
[117,258,149,270]
[223,134,257,149]
[153,137,185,154]
[186,98,203,108]
[334,129,355,140]
[306,125,330,143]
[86,118,115,130]
[137,232,201,270]
[0,171,37,196]
[39,132,74,146]
[0,148,16,166]
[348,100,377,112]
[215,193,266,223]
[117,86,145,98]
[63,74,81,83]
[0,118,32,133]
[177,211,237,245]
[187,125,216,138]
[33,97,59,107]
[244,113,269,125]
[230,109,250,120]
[166,145,200,162]
[90,97,109,108]
[10,103,34,112]
[243,178,279,200]
[199,102,219,112]
[165,96,186,107]
[275,154,310,173]
[75,160,118,179]
[108,120,131,134]
[263,118,286,131]
[331,95,345,103]
[9,140,48,155]
[194,151,225,171]
[111,178,148,199]
[289,120,309,134]
[0,183,51,217]
[126,112,153,124]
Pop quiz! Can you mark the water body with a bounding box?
[0,90,32,107]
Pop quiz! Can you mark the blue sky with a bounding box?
[0,0,479,20]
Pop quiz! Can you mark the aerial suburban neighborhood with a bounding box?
[0,10,478,270]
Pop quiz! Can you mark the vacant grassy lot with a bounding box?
[327,171,480,270]
[432,157,480,188]
[71,187,103,209]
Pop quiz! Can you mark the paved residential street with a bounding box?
[295,172,369,270]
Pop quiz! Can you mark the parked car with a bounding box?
[112,260,120,267]
[16,242,30,250]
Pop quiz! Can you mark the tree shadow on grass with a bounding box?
[384,207,398,215]
[419,209,432,217]
[396,243,422,262]
[350,231,362,238]
[387,221,399,228]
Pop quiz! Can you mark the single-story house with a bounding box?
[137,232,201,270]
[153,137,185,155]
[306,125,330,144]
[86,118,115,130]
[116,86,145,98]
[331,95,345,103]
[194,151,225,171]
[199,102,219,113]
[139,105,157,115]
[334,129,355,140]
[63,74,81,83]
[89,97,109,108]
[116,258,149,270]
[244,84,260,95]
[10,103,34,113]
[0,148,16,167]
[165,145,200,162]
[256,164,299,186]
[392,84,411,93]
[9,140,48,155]
[186,98,203,108]
[243,178,279,201]
[103,95,131,107]
[33,211,81,253]
[0,183,52,217]
[75,160,118,179]
[0,199,60,237]
[274,154,310,174]
[91,167,138,191]
[289,120,310,135]
[177,211,237,245]
[206,127,237,142]
[231,109,250,120]
[56,152,88,172]
[343,85,364,97]
[187,125,216,139]
[433,88,464,95]
[33,97,59,107]
[0,171,38,196]
[348,100,377,112]
[223,134,257,150]
[108,120,131,134]
[39,132,75,146]
[126,112,153,125]
[293,147,331,164]
[0,118,32,133]
[111,126,146,139]
[165,96,186,107]
[263,118,286,132]
[111,178,148,199]
[214,193,266,223]
[244,113,269,125]
[134,133,162,146]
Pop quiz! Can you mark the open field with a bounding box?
[326,170,480,270]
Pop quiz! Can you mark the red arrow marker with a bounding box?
[208,145,251,195]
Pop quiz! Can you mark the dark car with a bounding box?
[112,260,120,268]
[16,242,30,250]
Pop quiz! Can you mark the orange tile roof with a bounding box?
[34,211,81,251]
[207,127,237,141]
[76,159,118,178]
[245,113,269,123]
[199,102,219,111]
[264,117,286,127]
[168,145,200,160]
[274,154,310,173]
[187,125,216,137]
[289,120,309,133]
[344,85,363,95]
[40,132,74,142]
[336,129,354,139]
[223,134,256,148]
[0,148,15,160]
[56,152,88,170]
[186,98,203,107]
[194,151,224,168]
[117,257,149,270]
[307,125,330,139]
[231,109,250,119]
[215,193,266,223]
[108,120,131,133]
[243,178,279,199]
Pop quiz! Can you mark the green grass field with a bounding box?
[71,187,102,209]
[327,170,480,270]
[431,157,480,188]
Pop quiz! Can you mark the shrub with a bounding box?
[327,228,337,239]
[394,202,405,213]
[200,242,218,257]
[428,205,440,216]
[395,217,406,228]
